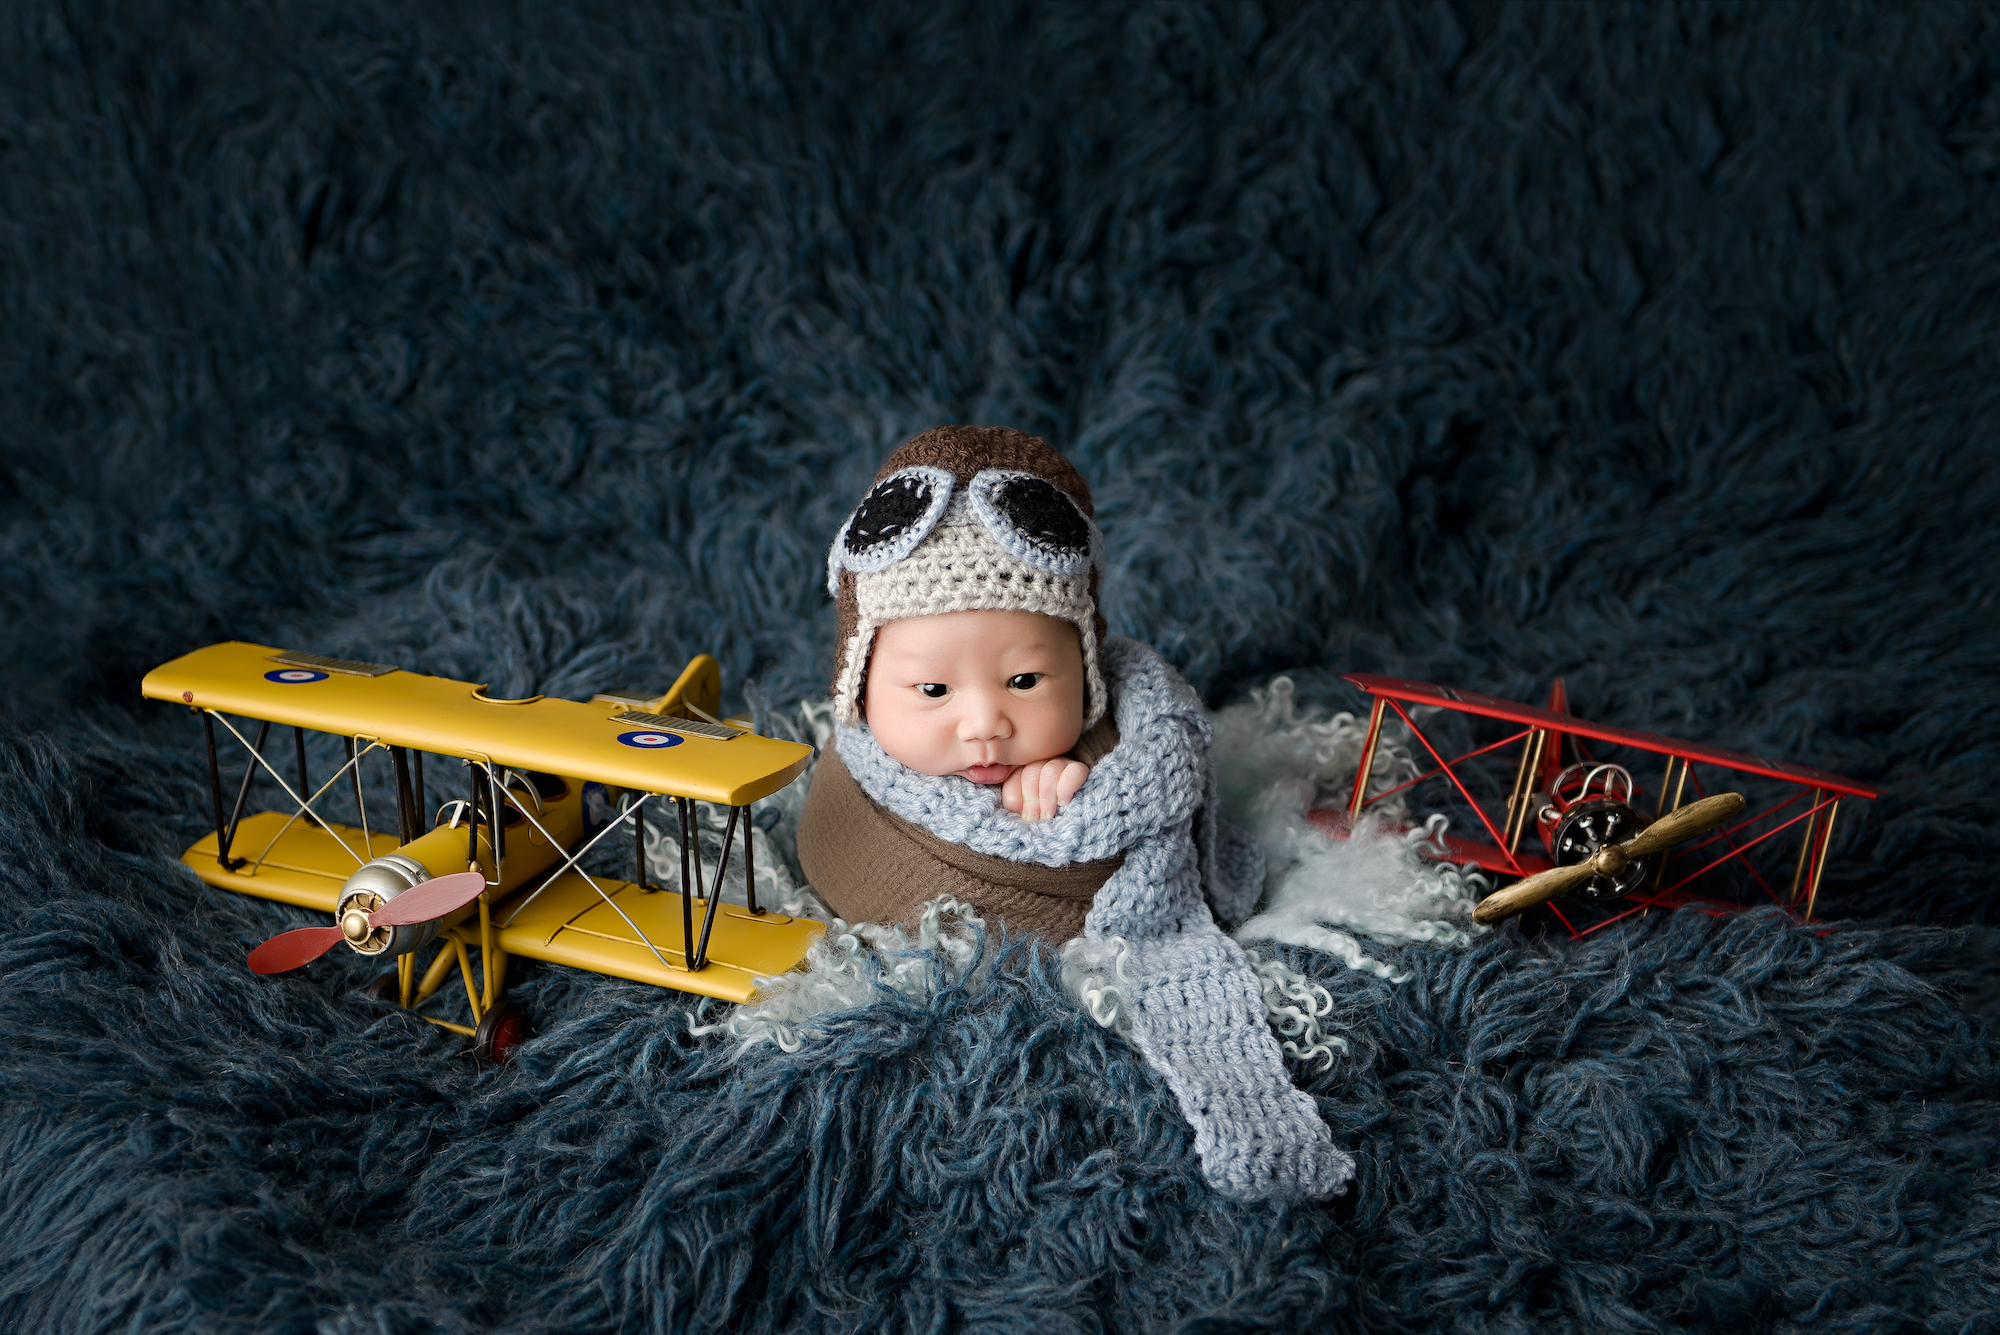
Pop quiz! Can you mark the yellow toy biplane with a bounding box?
[143,642,822,1062]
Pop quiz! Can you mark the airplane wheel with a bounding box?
[474,1002,533,1065]
[363,972,401,1004]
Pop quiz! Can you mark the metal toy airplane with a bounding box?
[144,642,820,1061]
[1308,675,1879,936]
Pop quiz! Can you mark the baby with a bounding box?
[797,425,1352,1202]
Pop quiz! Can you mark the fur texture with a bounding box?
[4,1,2000,1330]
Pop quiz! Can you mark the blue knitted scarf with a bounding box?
[836,637,1355,1201]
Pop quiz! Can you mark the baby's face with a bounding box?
[863,609,1085,785]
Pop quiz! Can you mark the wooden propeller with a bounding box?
[247,870,489,974]
[1471,792,1746,926]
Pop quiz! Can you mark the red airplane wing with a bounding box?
[1342,674,1879,799]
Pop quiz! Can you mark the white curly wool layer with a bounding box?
[690,896,991,1055]
[1212,677,1490,978]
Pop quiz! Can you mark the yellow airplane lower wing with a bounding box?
[184,813,403,911]
[497,872,821,1003]
[186,807,820,1004]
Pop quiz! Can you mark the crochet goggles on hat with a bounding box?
[826,466,1103,596]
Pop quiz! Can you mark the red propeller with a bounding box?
[247,871,489,975]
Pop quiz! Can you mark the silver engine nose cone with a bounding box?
[335,854,440,958]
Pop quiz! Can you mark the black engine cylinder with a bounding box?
[1549,798,1659,900]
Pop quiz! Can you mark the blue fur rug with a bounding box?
[5,2,1999,1330]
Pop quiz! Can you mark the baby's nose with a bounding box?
[958,696,1013,741]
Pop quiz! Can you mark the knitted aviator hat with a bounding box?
[828,425,1108,730]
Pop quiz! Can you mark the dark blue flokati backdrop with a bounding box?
[4,2,1999,1330]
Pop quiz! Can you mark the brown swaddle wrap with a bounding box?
[797,718,1122,940]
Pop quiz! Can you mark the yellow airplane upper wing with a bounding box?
[143,642,811,806]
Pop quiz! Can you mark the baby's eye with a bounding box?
[1007,673,1043,691]
[918,683,950,699]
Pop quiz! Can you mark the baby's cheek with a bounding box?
[867,702,957,777]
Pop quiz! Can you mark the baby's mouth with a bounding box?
[959,762,1013,785]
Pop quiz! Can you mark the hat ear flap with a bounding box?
[832,568,870,725]
[1076,614,1108,732]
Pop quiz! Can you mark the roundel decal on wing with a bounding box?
[264,669,330,684]
[616,731,684,749]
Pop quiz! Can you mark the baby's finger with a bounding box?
[1026,759,1063,821]
[1023,760,1052,821]
[1014,761,1040,820]
[1001,767,1025,814]
[1041,760,1073,819]
[1055,760,1089,807]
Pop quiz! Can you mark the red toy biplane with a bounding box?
[1307,675,1879,936]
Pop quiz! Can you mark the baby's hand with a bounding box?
[1001,758,1090,822]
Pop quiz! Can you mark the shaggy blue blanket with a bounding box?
[4,2,1999,1330]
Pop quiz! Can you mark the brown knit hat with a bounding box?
[828,425,1109,729]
